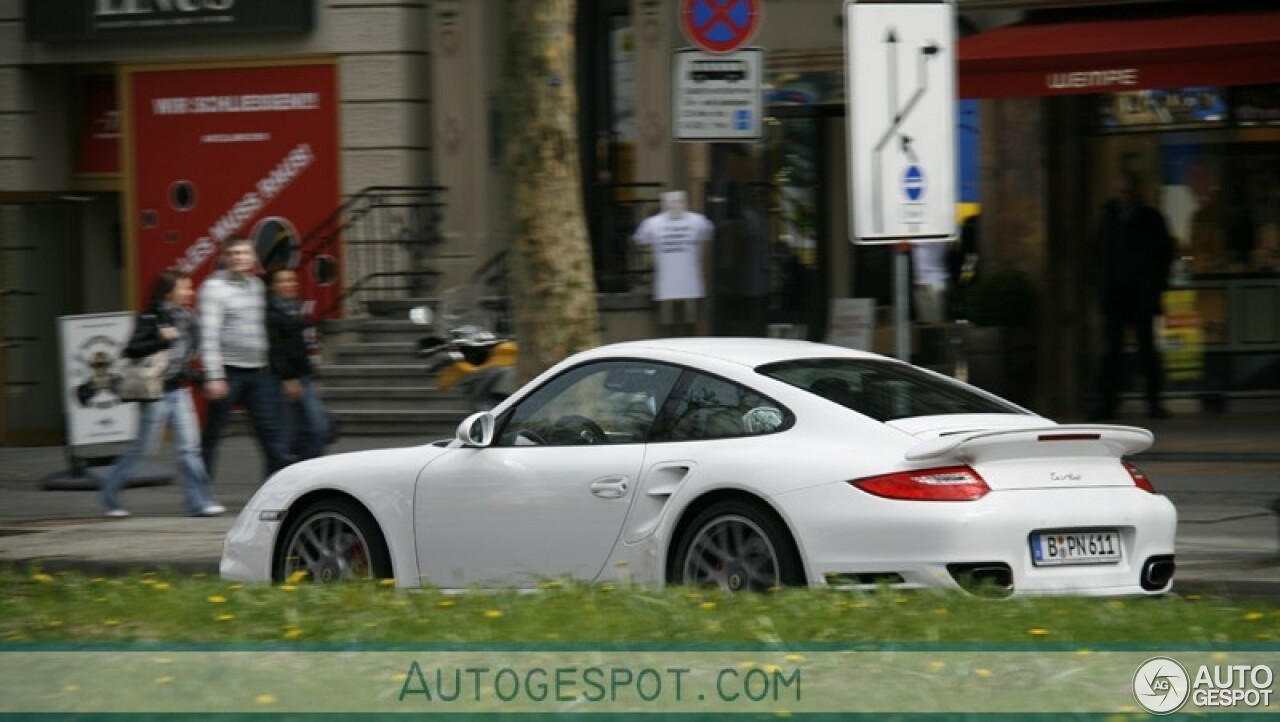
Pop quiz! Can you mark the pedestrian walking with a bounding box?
[199,236,290,481]
[101,269,224,517]
[1090,171,1175,420]
[266,267,330,463]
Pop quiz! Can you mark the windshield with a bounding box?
[757,358,1026,422]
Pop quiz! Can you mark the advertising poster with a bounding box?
[124,61,341,317]
[58,313,139,447]
[1160,289,1205,382]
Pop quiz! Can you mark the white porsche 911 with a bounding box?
[221,338,1177,597]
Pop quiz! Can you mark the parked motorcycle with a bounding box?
[410,288,517,412]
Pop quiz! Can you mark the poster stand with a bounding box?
[42,314,173,492]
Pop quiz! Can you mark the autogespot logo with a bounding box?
[1134,656,1190,715]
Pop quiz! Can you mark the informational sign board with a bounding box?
[827,298,876,350]
[673,48,764,141]
[124,61,341,317]
[58,313,139,448]
[845,0,956,244]
[679,0,761,54]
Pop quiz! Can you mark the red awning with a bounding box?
[958,9,1280,98]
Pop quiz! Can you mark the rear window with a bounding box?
[757,358,1026,422]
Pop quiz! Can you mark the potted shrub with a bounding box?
[960,269,1039,406]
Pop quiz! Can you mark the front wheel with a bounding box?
[274,498,392,583]
[670,500,805,592]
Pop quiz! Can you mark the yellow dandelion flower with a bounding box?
[154,676,174,685]
[32,573,53,583]
[140,578,156,586]
[103,620,120,627]
[154,582,170,591]
[216,613,236,622]
[763,664,782,674]
[484,609,503,619]
[379,578,397,586]
[279,585,297,592]
[283,628,303,639]
[784,654,806,663]
[975,668,993,678]
[1076,648,1093,657]
[437,599,456,608]
[392,673,409,683]
[1243,612,1264,621]
[255,694,277,705]
[207,595,227,604]
[1211,652,1228,662]
[1027,627,1049,636]
[700,601,717,610]
[286,570,309,584]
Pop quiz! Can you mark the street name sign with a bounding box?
[673,48,763,141]
[845,0,957,244]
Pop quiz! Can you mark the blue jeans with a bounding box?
[283,375,329,462]
[202,366,290,481]
[101,386,216,514]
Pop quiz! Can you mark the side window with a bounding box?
[497,361,680,447]
[656,372,790,442]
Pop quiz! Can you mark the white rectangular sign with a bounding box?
[845,0,956,244]
[827,297,876,350]
[58,312,139,447]
[673,48,763,141]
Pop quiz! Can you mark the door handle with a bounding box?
[589,476,630,499]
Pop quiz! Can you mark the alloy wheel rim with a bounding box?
[283,511,373,582]
[682,514,780,592]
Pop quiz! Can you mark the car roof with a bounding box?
[591,337,891,369]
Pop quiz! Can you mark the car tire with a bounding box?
[273,497,393,583]
[670,499,805,591]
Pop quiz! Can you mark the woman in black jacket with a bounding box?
[267,267,329,462]
[101,269,223,517]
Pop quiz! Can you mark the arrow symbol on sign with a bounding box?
[872,29,942,234]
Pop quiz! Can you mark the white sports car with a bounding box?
[221,338,1177,596]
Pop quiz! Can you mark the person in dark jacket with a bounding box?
[1090,171,1175,420]
[266,267,329,462]
[101,269,223,517]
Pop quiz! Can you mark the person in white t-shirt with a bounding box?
[633,191,714,335]
[911,240,951,324]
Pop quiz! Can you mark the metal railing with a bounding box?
[298,185,448,318]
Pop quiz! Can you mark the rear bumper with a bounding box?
[776,484,1178,596]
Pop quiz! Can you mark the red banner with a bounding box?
[77,77,119,175]
[127,62,341,317]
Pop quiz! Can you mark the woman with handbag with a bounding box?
[101,269,224,518]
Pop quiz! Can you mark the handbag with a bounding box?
[118,348,172,401]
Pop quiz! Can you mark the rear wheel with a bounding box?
[274,497,392,583]
[671,500,804,592]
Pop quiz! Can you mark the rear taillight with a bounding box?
[1123,461,1156,493]
[851,466,990,501]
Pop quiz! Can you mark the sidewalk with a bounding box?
[1,414,1277,596]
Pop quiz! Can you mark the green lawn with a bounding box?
[2,570,1276,644]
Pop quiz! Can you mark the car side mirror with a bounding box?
[456,411,495,447]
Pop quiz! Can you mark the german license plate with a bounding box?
[1031,530,1121,566]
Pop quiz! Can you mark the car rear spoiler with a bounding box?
[905,425,1154,463]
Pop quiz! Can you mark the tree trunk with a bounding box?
[504,0,600,383]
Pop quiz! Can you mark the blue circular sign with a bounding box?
[903,165,925,202]
[681,0,761,54]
